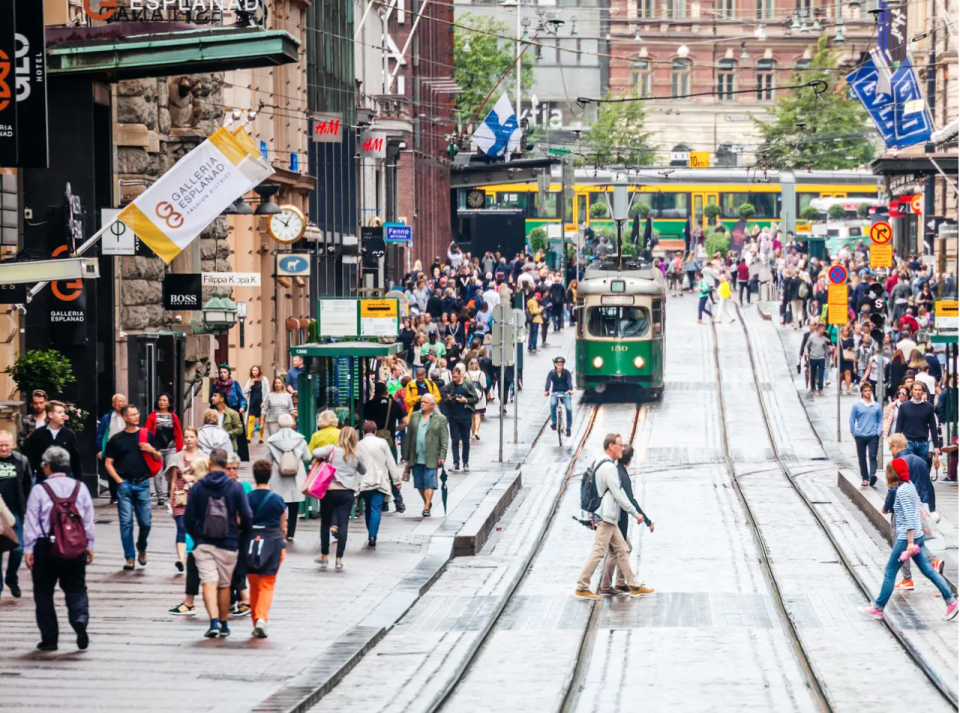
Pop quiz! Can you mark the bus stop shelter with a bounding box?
[290,341,402,436]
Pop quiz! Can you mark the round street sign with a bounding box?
[828,265,848,284]
[869,221,892,245]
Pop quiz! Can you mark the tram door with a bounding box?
[692,192,719,230]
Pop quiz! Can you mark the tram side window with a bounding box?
[651,299,663,337]
[721,192,778,219]
[533,191,560,219]
[649,193,689,219]
[587,306,651,338]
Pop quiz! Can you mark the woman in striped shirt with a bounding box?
[860,458,958,621]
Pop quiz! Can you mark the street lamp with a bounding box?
[200,293,239,333]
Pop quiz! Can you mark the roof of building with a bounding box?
[290,342,403,358]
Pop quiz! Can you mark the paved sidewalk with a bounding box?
[0,327,577,713]
[757,300,958,588]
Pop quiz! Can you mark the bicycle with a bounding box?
[554,393,565,447]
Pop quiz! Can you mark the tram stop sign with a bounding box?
[828,265,848,284]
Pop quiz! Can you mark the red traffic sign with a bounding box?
[828,265,848,284]
[910,194,923,214]
[869,221,892,245]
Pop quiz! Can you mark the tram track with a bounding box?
[712,307,958,712]
[428,402,644,713]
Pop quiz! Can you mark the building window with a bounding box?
[716,144,738,167]
[796,58,812,71]
[671,58,690,97]
[717,0,735,18]
[637,0,655,16]
[666,0,685,18]
[796,0,811,11]
[756,59,774,100]
[0,174,17,247]
[632,60,652,96]
[717,59,735,100]
[756,0,773,18]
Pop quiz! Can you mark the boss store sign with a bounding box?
[162,274,203,310]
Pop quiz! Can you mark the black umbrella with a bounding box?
[439,465,449,513]
[631,216,640,247]
[643,217,653,248]
[683,219,691,252]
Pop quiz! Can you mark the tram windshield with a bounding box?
[586,306,651,338]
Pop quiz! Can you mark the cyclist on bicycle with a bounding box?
[545,356,573,437]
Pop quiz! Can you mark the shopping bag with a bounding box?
[0,494,20,553]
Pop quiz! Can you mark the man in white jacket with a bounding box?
[575,434,650,600]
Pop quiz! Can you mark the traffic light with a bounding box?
[867,282,885,345]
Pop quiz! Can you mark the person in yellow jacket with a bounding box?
[526,292,544,353]
[307,409,342,452]
[404,367,442,413]
[714,273,736,324]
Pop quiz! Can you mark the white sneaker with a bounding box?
[252,619,268,638]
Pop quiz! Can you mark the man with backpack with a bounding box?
[184,448,252,639]
[23,446,95,651]
[575,434,651,600]
[103,404,163,571]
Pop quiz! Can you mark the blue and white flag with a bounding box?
[472,94,522,158]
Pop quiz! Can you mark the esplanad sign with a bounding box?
[83,0,262,22]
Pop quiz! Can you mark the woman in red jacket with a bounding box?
[146,393,184,506]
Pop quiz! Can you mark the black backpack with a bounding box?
[579,458,611,516]
[201,481,230,540]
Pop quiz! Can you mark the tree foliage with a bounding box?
[528,227,547,253]
[800,205,822,221]
[703,204,722,225]
[5,349,76,398]
[705,230,731,258]
[737,203,757,220]
[755,36,876,170]
[587,87,657,167]
[454,13,535,125]
[629,202,651,218]
[827,204,847,221]
[589,202,609,218]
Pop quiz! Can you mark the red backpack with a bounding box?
[40,481,89,559]
[140,428,163,476]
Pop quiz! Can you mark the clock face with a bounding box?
[466,190,486,209]
[269,206,305,243]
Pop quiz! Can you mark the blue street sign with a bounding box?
[277,254,311,276]
[847,57,932,149]
[384,222,413,243]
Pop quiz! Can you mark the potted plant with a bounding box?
[528,226,547,253]
[629,202,651,219]
[703,204,722,227]
[737,203,756,221]
[827,204,847,221]
[589,201,609,219]
[800,205,821,222]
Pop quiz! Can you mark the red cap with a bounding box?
[891,457,910,481]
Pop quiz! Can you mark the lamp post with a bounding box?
[200,293,239,333]
[501,0,523,115]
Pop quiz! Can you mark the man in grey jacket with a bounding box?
[575,434,651,600]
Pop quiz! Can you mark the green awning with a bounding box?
[291,342,402,358]
[47,26,299,81]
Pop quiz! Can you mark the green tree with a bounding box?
[755,35,876,170]
[454,13,535,125]
[528,227,547,253]
[587,87,657,167]
[5,349,76,398]
[857,203,871,219]
[705,230,731,258]
[589,202,609,219]
[737,203,756,220]
[629,202,651,218]
[800,205,822,222]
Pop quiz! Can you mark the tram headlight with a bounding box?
[634,356,645,369]
[592,356,604,369]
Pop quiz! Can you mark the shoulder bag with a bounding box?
[375,398,393,441]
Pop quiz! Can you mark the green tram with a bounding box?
[575,260,667,398]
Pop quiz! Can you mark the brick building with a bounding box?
[606,0,876,165]
[381,0,457,270]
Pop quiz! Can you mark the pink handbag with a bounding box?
[302,449,337,499]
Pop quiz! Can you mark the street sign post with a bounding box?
[828,265,848,284]
[492,304,513,461]
[868,221,894,268]
[869,221,892,244]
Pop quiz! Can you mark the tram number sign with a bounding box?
[828,265,848,284]
[869,221,892,245]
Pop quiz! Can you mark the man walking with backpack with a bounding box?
[185,448,252,639]
[23,446,95,651]
[103,404,163,571]
[575,434,652,600]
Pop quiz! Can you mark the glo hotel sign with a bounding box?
[0,0,49,168]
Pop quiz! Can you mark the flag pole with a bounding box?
[25,216,121,302]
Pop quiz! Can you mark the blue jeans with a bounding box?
[117,479,152,560]
[528,322,539,350]
[697,296,712,320]
[551,393,572,429]
[809,358,825,391]
[876,536,955,609]
[906,440,929,463]
[361,491,385,539]
[2,511,23,590]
